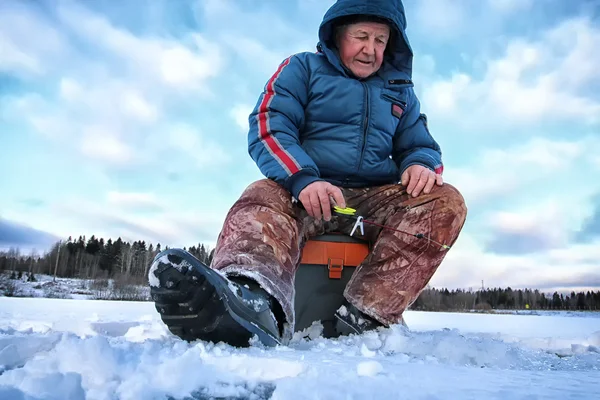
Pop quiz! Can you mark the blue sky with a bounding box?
[1,0,599,292]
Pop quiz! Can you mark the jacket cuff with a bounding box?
[400,153,438,176]
[285,169,322,199]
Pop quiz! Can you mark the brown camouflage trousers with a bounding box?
[210,179,467,340]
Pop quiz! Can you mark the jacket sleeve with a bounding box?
[392,88,443,177]
[247,54,322,199]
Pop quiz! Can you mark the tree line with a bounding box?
[411,287,600,311]
[1,236,599,311]
[0,235,214,285]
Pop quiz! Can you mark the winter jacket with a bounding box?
[247,0,443,200]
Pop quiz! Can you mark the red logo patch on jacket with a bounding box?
[392,104,404,119]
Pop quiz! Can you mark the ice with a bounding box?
[0,297,599,399]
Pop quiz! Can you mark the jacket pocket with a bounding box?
[380,89,408,120]
[380,89,408,106]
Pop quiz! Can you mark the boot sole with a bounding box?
[150,249,281,347]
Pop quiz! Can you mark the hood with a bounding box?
[317,0,413,79]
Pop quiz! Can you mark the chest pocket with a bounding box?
[378,88,409,135]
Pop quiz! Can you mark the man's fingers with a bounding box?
[299,195,313,218]
[309,192,322,220]
[405,171,417,194]
[401,170,409,186]
[327,186,346,209]
[423,172,436,194]
[412,170,429,197]
[436,174,444,186]
[317,189,332,221]
[299,182,348,221]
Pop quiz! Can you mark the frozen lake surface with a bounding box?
[0,297,599,399]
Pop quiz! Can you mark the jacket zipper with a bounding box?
[357,82,369,172]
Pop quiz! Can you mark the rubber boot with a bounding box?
[334,300,384,336]
[148,248,283,347]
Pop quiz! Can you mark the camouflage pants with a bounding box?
[210,179,467,339]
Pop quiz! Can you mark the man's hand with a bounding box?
[298,181,346,221]
[401,165,443,197]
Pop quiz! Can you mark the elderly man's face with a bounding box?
[337,21,390,78]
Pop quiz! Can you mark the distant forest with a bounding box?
[0,235,213,286]
[1,235,599,311]
[411,287,600,312]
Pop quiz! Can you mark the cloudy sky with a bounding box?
[1,0,599,293]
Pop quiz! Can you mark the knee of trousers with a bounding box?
[236,179,293,209]
[434,183,468,223]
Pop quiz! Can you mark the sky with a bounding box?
[1,0,599,293]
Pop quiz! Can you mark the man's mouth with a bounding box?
[356,60,372,65]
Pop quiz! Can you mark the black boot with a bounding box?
[148,248,283,347]
[334,300,384,336]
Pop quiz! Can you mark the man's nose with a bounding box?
[362,39,376,55]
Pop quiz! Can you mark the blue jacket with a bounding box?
[247,0,443,200]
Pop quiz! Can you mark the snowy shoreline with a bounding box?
[3,272,600,320]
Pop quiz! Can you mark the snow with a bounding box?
[356,360,384,376]
[148,254,194,288]
[0,272,150,301]
[148,258,161,288]
[0,297,599,399]
[0,273,96,300]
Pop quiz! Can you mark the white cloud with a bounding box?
[157,39,221,90]
[412,54,437,78]
[221,34,289,73]
[195,0,313,73]
[446,136,594,203]
[56,3,223,93]
[3,93,68,139]
[230,104,253,132]
[430,232,600,292]
[485,200,573,250]
[106,192,161,209]
[120,90,158,124]
[0,3,69,77]
[59,78,83,102]
[424,74,471,115]
[56,197,225,248]
[3,190,227,250]
[591,156,600,170]
[414,0,466,40]
[0,35,42,75]
[56,78,160,127]
[80,128,133,165]
[422,17,600,127]
[166,124,230,168]
[488,0,534,13]
[1,2,229,171]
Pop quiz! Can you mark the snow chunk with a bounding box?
[356,360,384,376]
[360,343,377,358]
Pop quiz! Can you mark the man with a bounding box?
[149,0,467,347]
